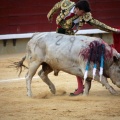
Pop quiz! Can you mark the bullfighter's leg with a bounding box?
[83,78,92,96]
[70,76,84,96]
[25,61,40,97]
[95,75,118,95]
[38,63,56,94]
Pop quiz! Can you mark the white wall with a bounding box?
[0,32,114,55]
[0,38,29,55]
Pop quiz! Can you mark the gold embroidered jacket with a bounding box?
[47,0,118,35]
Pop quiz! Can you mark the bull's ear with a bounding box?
[113,56,119,63]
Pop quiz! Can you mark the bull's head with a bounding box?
[109,54,120,88]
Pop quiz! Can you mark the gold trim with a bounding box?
[83,12,92,22]
[61,0,75,10]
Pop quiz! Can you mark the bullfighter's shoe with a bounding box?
[69,89,83,96]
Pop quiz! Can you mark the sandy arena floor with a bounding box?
[0,53,120,120]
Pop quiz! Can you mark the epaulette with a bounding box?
[83,12,93,22]
[61,0,75,10]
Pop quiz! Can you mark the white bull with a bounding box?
[17,32,120,97]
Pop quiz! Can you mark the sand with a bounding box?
[0,53,120,120]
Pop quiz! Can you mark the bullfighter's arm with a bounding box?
[88,19,118,33]
[47,1,62,22]
[82,12,119,33]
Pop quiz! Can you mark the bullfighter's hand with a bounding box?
[47,14,53,23]
[116,29,120,34]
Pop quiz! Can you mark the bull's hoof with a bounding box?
[27,92,32,97]
[49,85,56,94]
[54,70,59,76]
[83,93,89,96]
[109,86,118,95]
[111,91,119,96]
[50,89,56,94]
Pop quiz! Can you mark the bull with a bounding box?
[16,32,120,97]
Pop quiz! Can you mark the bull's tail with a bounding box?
[13,56,28,76]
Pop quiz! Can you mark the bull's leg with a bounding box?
[38,63,56,94]
[95,75,118,95]
[83,78,92,96]
[25,61,40,97]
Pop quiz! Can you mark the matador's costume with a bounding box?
[47,0,118,35]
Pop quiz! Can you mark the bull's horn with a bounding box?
[118,53,120,58]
